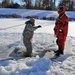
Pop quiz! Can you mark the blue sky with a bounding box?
[13,0,23,4]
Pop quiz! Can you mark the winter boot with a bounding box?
[60,49,64,55]
[54,50,59,54]
[55,51,60,57]
[55,49,64,57]
[24,52,32,57]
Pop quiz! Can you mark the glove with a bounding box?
[59,29,63,33]
[37,25,42,28]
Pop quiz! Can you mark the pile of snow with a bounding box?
[0,57,52,75]
[0,8,75,19]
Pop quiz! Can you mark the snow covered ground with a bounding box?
[0,9,75,75]
[0,8,75,19]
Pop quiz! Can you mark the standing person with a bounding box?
[22,18,42,57]
[54,6,69,57]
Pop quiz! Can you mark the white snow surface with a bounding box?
[0,8,75,18]
[0,9,75,75]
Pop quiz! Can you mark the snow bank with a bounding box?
[0,8,75,19]
[0,57,52,75]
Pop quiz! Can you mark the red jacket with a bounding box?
[54,14,69,41]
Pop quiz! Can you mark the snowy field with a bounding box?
[0,8,75,18]
[0,9,75,75]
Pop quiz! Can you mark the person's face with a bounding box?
[58,7,63,15]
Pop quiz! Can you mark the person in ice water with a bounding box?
[23,18,42,57]
[54,6,69,57]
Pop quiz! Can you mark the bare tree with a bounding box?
[2,0,10,8]
[35,0,43,9]
[22,0,32,9]
[58,0,74,10]
[42,0,55,10]
[21,0,56,10]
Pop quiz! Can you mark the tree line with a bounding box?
[0,0,75,11]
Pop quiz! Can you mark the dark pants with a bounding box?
[56,39,64,54]
[23,37,32,56]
